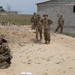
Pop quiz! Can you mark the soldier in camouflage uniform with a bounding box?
[43,14,53,44]
[36,14,43,41]
[31,12,37,29]
[0,55,9,69]
[55,15,64,33]
[0,36,12,69]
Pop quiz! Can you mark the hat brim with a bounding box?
[43,14,48,17]
[37,14,40,16]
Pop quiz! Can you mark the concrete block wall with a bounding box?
[37,0,75,33]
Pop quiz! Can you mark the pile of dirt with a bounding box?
[0,25,75,75]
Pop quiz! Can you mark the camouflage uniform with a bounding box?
[55,15,64,33]
[43,14,53,44]
[0,36,12,69]
[36,14,43,41]
[0,43,12,60]
[31,13,37,29]
[0,55,9,69]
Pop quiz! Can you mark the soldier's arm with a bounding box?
[3,51,9,56]
[2,44,10,56]
[30,16,34,22]
[41,18,44,27]
[63,19,64,23]
[48,19,53,25]
[58,19,60,24]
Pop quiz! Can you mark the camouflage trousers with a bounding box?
[0,61,9,69]
[44,29,51,43]
[0,55,10,69]
[36,27,42,40]
[55,25,63,33]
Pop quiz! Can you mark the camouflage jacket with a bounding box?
[36,17,43,29]
[31,15,37,22]
[0,43,10,55]
[58,18,64,25]
[43,18,53,29]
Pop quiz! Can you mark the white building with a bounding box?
[36,0,75,33]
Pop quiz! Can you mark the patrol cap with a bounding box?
[43,14,48,17]
[0,35,7,42]
[37,14,41,18]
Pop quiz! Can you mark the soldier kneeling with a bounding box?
[0,37,12,69]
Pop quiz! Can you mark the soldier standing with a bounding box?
[55,15,64,33]
[31,12,37,29]
[43,14,53,44]
[36,14,43,41]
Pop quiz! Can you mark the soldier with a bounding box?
[30,12,37,29]
[55,15,64,33]
[43,14,53,44]
[0,36,12,69]
[36,14,43,41]
[0,55,9,69]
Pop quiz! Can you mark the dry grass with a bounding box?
[0,14,32,25]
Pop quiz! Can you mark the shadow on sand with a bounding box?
[31,38,44,44]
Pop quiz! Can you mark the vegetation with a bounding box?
[63,33,75,38]
[0,14,32,25]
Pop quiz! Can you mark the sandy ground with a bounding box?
[0,25,75,75]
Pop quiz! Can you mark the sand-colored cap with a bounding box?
[43,14,48,17]
[37,14,40,16]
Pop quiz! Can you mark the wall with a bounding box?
[37,0,75,33]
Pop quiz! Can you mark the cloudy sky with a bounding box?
[0,0,47,14]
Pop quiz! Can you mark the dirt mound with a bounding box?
[0,25,75,75]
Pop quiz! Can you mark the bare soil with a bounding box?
[0,25,75,75]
